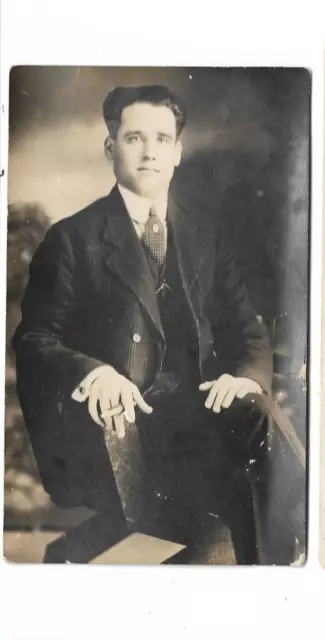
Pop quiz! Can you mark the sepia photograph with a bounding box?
[4,66,309,566]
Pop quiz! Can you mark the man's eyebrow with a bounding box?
[123,130,142,137]
[157,132,173,139]
[123,130,173,138]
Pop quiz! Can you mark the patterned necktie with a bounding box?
[141,205,166,267]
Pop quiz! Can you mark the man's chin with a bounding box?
[132,180,168,199]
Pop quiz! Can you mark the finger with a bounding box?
[212,383,232,413]
[204,384,219,409]
[121,388,136,423]
[104,385,124,437]
[88,384,103,426]
[220,386,238,409]
[132,387,153,414]
[113,412,126,439]
[199,381,214,391]
[97,386,115,436]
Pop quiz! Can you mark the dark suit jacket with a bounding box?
[13,184,273,508]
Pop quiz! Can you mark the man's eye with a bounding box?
[157,136,169,144]
[126,135,139,143]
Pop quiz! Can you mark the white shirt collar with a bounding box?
[117,184,168,225]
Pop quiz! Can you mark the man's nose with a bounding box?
[142,141,156,160]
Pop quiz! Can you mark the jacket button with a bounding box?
[132,333,141,343]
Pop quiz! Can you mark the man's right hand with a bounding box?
[87,366,152,439]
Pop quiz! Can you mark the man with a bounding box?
[13,85,273,563]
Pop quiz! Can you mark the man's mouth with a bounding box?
[137,167,160,173]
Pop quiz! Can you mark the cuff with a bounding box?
[71,365,111,402]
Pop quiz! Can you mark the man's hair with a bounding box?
[103,85,186,138]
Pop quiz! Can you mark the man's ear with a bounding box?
[174,139,183,167]
[104,136,114,160]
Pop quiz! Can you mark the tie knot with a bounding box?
[149,204,157,217]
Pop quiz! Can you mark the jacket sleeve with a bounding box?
[210,229,273,395]
[12,221,105,401]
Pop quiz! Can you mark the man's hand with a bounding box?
[88,366,152,438]
[199,374,262,414]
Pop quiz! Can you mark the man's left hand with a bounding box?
[199,374,263,414]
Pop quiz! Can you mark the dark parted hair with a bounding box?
[103,85,186,138]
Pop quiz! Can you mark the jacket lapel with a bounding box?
[167,196,208,321]
[100,185,164,340]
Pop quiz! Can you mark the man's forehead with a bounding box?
[120,102,177,132]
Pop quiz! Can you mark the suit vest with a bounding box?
[142,224,200,395]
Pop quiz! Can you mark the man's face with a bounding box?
[108,102,182,198]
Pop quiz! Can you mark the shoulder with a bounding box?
[50,195,112,239]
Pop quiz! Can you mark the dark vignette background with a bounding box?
[4,67,310,560]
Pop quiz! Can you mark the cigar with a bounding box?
[100,404,124,419]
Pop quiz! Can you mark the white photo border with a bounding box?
[1,2,324,639]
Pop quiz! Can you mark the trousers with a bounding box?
[43,387,266,564]
[135,387,264,554]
